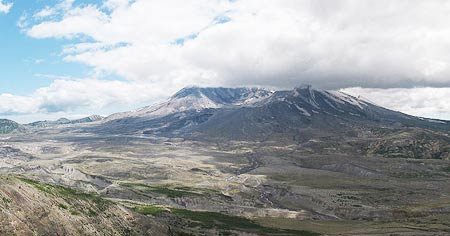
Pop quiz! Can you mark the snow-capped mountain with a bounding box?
[97,86,450,140]
[105,87,273,121]
[266,85,373,116]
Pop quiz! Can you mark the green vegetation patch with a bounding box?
[133,205,166,216]
[58,203,68,210]
[256,217,450,235]
[171,208,259,229]
[18,177,55,194]
[122,183,203,198]
[127,202,319,235]
[18,177,111,213]
[69,209,81,216]
[1,193,12,205]
[170,208,319,236]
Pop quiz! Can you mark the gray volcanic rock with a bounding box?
[96,86,450,143]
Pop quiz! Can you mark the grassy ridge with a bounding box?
[132,203,319,236]
[18,177,111,215]
[17,177,320,235]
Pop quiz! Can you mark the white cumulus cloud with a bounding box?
[5,0,450,121]
[342,87,450,120]
[0,79,173,120]
[0,0,12,14]
[22,0,450,89]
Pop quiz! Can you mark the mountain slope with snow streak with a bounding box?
[96,86,450,140]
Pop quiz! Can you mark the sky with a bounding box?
[1,0,450,123]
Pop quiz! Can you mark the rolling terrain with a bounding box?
[0,86,450,235]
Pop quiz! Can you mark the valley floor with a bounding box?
[0,127,450,235]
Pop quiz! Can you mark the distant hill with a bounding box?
[0,119,21,134]
[28,115,104,128]
[71,115,104,124]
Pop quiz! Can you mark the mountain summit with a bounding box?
[99,86,450,140]
[105,87,273,121]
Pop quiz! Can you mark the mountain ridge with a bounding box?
[105,86,274,121]
[27,115,104,128]
[95,86,450,141]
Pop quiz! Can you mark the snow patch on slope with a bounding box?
[325,91,368,109]
[105,87,273,121]
[293,104,311,116]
